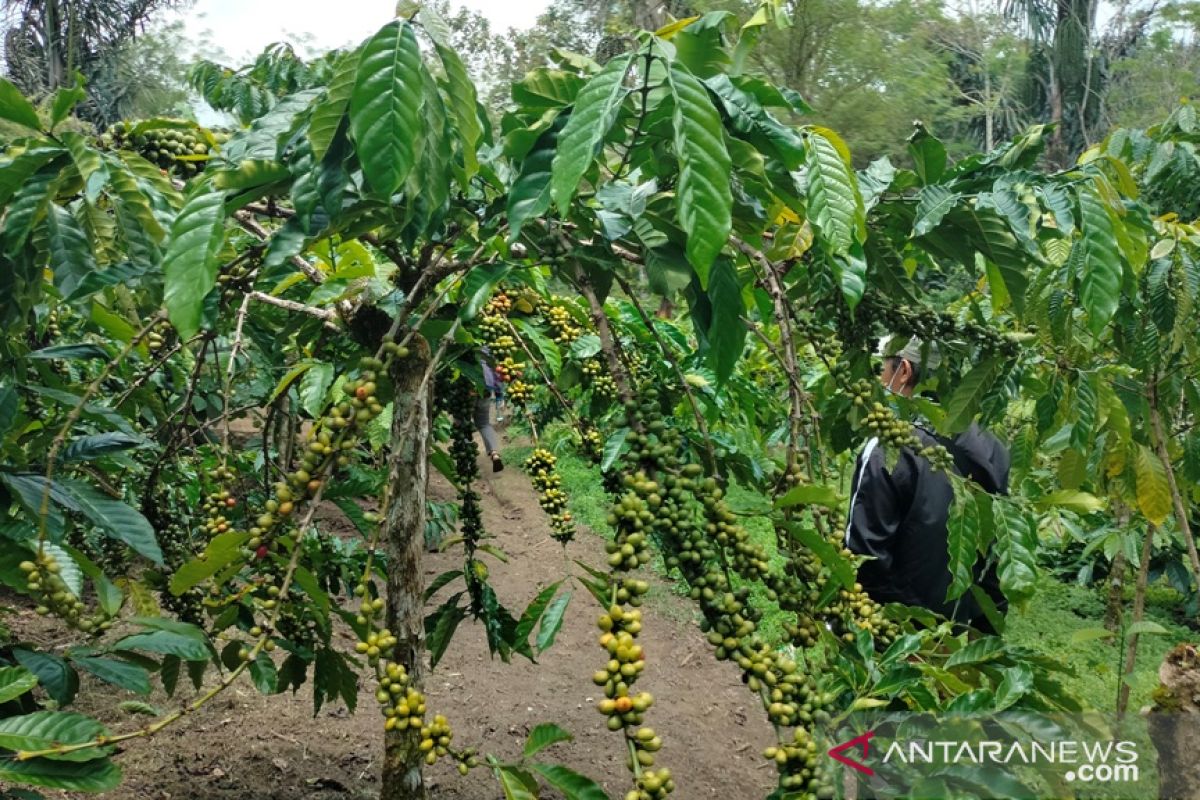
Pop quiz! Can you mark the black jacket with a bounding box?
[844,422,1009,629]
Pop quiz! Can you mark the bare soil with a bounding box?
[23,433,777,799]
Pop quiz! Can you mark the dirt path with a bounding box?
[39,437,777,799]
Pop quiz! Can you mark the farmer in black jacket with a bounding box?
[844,337,1009,633]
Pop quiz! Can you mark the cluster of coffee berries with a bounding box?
[582,358,618,399]
[605,479,655,571]
[540,300,581,345]
[478,314,516,360]
[577,425,603,462]
[764,725,835,799]
[485,292,512,316]
[506,379,533,405]
[523,448,574,543]
[20,552,110,633]
[202,475,238,538]
[147,319,173,354]
[99,120,225,177]
[493,356,524,384]
[861,295,1019,358]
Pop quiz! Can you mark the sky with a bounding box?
[173,0,550,64]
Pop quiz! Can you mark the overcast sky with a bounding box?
[173,0,549,63]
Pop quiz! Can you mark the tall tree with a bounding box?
[1,0,189,124]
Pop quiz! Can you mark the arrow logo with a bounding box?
[828,730,875,775]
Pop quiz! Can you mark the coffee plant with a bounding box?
[1,4,1199,799]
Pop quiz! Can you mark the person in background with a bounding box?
[844,336,1009,633]
[478,351,504,472]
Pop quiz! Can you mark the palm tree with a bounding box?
[2,0,189,123]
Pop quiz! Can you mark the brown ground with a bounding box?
[22,433,777,800]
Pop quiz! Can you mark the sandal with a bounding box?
[490,453,504,473]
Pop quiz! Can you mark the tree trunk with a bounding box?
[1116,524,1154,718]
[1147,644,1200,800]
[380,335,433,800]
[1104,550,1126,631]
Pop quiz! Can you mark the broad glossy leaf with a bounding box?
[162,189,227,339]
[424,594,466,669]
[0,76,42,131]
[299,362,335,417]
[0,146,64,207]
[309,49,359,162]
[537,591,570,653]
[781,521,855,589]
[0,665,38,703]
[68,657,150,696]
[1078,187,1123,336]
[435,43,482,181]
[669,62,733,280]
[524,723,573,758]
[114,626,210,662]
[169,530,250,595]
[507,116,564,241]
[912,185,958,237]
[704,74,804,169]
[49,75,87,129]
[3,171,56,256]
[805,128,864,257]
[945,492,979,600]
[513,69,585,108]
[349,21,423,196]
[1134,444,1170,525]
[55,479,162,565]
[530,763,608,800]
[706,257,744,384]
[942,357,1001,434]
[511,318,562,377]
[12,649,77,706]
[774,483,843,509]
[993,501,1037,604]
[908,124,946,184]
[550,53,634,214]
[0,755,120,792]
[62,432,148,461]
[497,765,539,800]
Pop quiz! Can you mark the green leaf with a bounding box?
[668,63,733,281]
[249,652,278,694]
[49,75,87,129]
[993,502,1038,604]
[805,128,864,258]
[992,664,1033,711]
[774,483,844,509]
[349,20,423,196]
[507,115,564,241]
[268,361,316,404]
[524,723,573,758]
[114,627,209,662]
[11,649,77,706]
[537,591,570,654]
[1134,444,1171,525]
[512,319,563,377]
[0,756,120,792]
[704,74,805,169]
[44,205,96,301]
[55,479,162,565]
[0,384,17,438]
[62,433,148,462]
[435,43,482,182]
[309,50,359,162]
[497,765,539,800]
[706,257,745,385]
[0,146,63,208]
[1070,626,1116,645]
[911,185,959,237]
[601,427,630,472]
[944,636,1005,668]
[425,594,467,669]
[27,343,108,361]
[945,492,979,601]
[513,69,585,108]
[0,666,39,703]
[0,76,42,131]
[299,362,334,417]
[169,531,249,595]
[162,189,227,339]
[4,171,56,255]
[942,357,1001,434]
[1126,620,1169,638]
[551,53,634,214]
[1035,490,1104,515]
[907,124,946,184]
[459,262,512,320]
[1078,187,1123,336]
[529,764,608,800]
[69,656,150,696]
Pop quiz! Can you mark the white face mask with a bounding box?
[883,359,910,396]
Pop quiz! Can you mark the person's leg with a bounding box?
[474,396,503,471]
